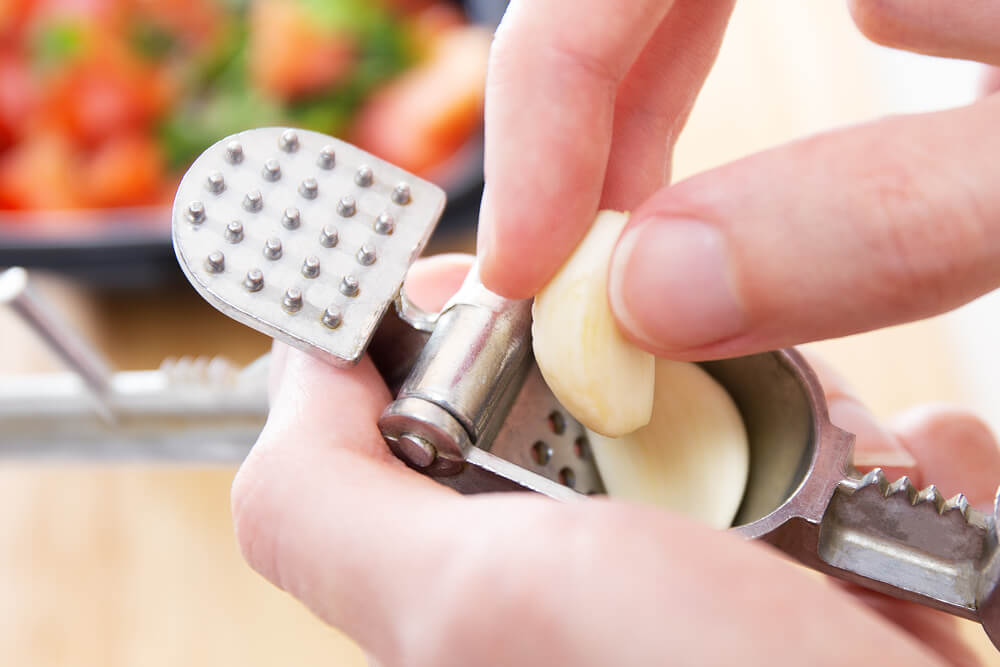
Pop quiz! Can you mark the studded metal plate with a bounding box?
[172,127,445,367]
[490,364,606,495]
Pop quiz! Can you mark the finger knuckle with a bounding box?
[857,136,990,313]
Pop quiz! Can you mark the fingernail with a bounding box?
[609,218,744,351]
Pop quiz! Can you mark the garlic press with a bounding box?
[171,126,1000,649]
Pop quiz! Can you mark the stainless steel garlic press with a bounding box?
[169,126,1000,650]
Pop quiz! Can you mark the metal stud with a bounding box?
[354,165,373,187]
[373,212,394,235]
[262,159,281,181]
[206,171,225,194]
[339,275,359,297]
[321,306,342,329]
[225,140,244,164]
[225,220,244,243]
[337,195,356,217]
[205,251,225,273]
[356,244,377,266]
[391,182,411,205]
[279,129,299,152]
[282,287,303,313]
[243,269,264,292]
[186,201,206,223]
[317,145,336,169]
[319,225,339,248]
[299,178,318,199]
[243,190,263,212]
[301,256,320,278]
[282,207,300,229]
[263,237,283,260]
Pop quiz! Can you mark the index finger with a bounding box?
[476,0,674,299]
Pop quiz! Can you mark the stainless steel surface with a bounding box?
[0,356,267,462]
[171,126,445,368]
[0,266,115,420]
[377,264,537,476]
[698,348,1000,649]
[487,364,605,496]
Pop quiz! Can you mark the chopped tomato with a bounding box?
[41,47,171,148]
[352,25,490,175]
[80,132,165,207]
[0,0,34,42]
[127,0,224,51]
[249,0,356,102]
[0,132,81,210]
[0,52,36,151]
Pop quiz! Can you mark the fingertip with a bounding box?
[478,249,546,299]
[608,215,746,355]
[847,0,910,51]
[404,253,475,311]
[827,396,918,481]
[848,0,1000,63]
[891,404,1000,509]
[476,186,549,298]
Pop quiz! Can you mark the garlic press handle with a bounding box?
[376,264,604,497]
[772,467,1000,648]
[378,262,533,474]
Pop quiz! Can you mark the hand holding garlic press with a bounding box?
[169,0,1000,660]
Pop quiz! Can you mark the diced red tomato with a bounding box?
[248,0,356,102]
[41,47,171,148]
[80,131,165,207]
[0,51,37,151]
[351,25,490,175]
[0,0,35,42]
[127,0,224,50]
[0,132,81,210]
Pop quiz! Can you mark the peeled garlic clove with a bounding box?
[531,210,655,437]
[587,359,750,529]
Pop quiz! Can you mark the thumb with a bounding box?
[607,95,1000,359]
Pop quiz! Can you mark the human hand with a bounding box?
[476,0,736,298]
[232,254,1000,666]
[478,1,1000,362]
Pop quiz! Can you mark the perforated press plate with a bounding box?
[172,128,445,367]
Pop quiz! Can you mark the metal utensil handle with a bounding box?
[815,468,1000,647]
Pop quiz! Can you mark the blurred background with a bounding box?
[2,0,999,665]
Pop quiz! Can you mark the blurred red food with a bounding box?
[42,47,172,148]
[80,131,165,207]
[352,25,490,175]
[0,0,34,42]
[0,51,37,152]
[129,0,225,49]
[0,0,489,222]
[0,132,80,210]
[249,0,356,102]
